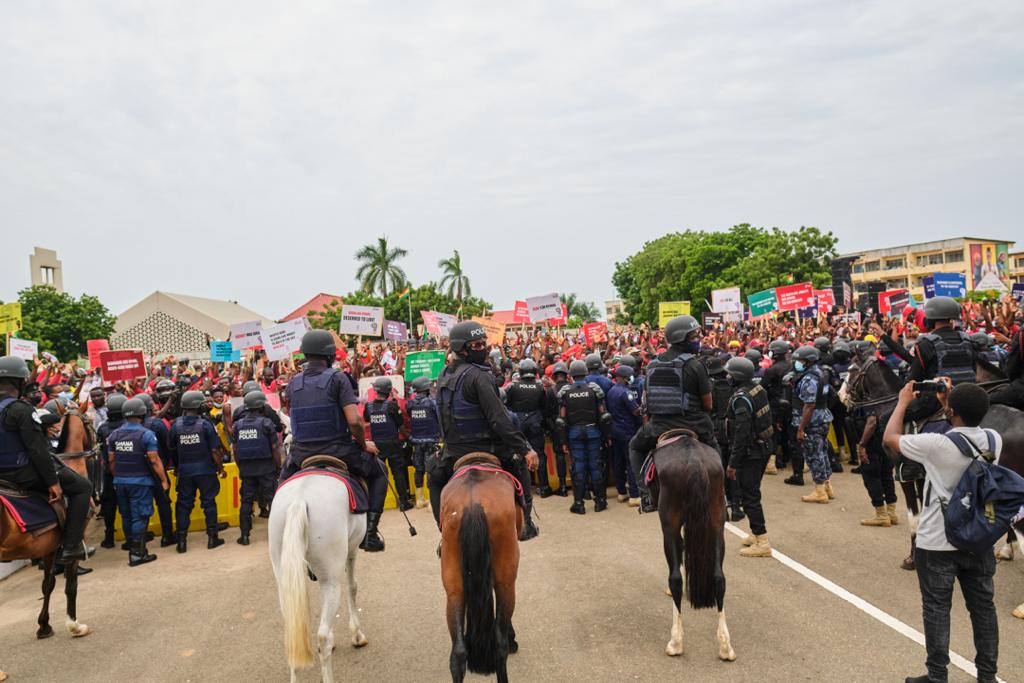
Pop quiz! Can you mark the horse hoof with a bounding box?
[69,623,91,638]
[1012,605,1024,620]
[36,626,54,639]
[719,646,737,662]
[509,638,519,654]
[995,545,1013,562]
[665,641,683,656]
[352,632,368,648]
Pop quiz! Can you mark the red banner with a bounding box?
[813,289,835,313]
[86,339,109,369]
[775,282,814,311]
[878,289,909,316]
[547,303,568,326]
[98,349,146,383]
[513,301,530,324]
[582,322,607,345]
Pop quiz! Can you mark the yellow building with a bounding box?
[842,237,1018,301]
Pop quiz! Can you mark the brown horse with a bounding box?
[0,487,90,640]
[648,430,736,662]
[440,453,522,683]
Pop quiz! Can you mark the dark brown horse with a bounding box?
[0,487,91,640]
[648,430,736,662]
[440,453,523,683]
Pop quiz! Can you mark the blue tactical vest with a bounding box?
[438,363,491,444]
[0,397,30,470]
[109,426,151,478]
[645,353,702,415]
[366,400,400,441]
[921,331,976,386]
[407,394,440,443]
[234,415,273,461]
[173,416,215,465]
[289,369,351,443]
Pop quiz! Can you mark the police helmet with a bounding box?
[155,379,175,391]
[122,398,148,419]
[585,353,602,372]
[300,329,336,358]
[0,356,30,381]
[411,376,431,393]
[744,348,762,365]
[725,357,756,384]
[617,355,637,369]
[614,365,633,380]
[180,390,205,411]
[518,359,538,378]
[43,397,68,415]
[449,321,487,353]
[852,340,874,356]
[242,380,260,395]
[552,361,569,377]
[969,332,991,349]
[792,346,820,363]
[244,391,267,410]
[923,296,960,322]
[814,336,831,353]
[663,315,701,346]
[106,393,128,418]
[372,377,393,397]
[569,360,588,378]
[768,340,790,357]
[136,393,155,412]
[832,342,852,362]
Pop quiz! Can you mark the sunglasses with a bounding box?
[466,340,487,351]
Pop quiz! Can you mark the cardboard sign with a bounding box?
[404,350,447,381]
[526,293,561,322]
[513,301,531,324]
[87,339,110,369]
[838,312,862,325]
[421,311,442,336]
[922,275,935,300]
[0,303,22,334]
[582,322,607,345]
[814,289,835,313]
[436,312,458,337]
[339,305,384,336]
[798,301,818,320]
[932,272,967,299]
[421,311,457,337]
[357,374,405,401]
[878,289,909,316]
[9,338,38,360]
[546,303,568,326]
[260,319,306,361]
[382,320,408,342]
[657,301,691,328]
[701,313,722,328]
[99,349,146,382]
[775,282,814,311]
[711,287,742,313]
[1012,283,1024,302]
[747,289,778,317]
[842,281,853,309]
[471,316,506,345]
[229,321,264,350]
[209,341,241,363]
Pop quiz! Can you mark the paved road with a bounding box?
[2,468,1022,682]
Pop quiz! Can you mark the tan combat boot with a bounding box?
[861,506,892,527]
[825,480,835,500]
[416,489,428,509]
[740,534,755,547]
[885,503,899,525]
[739,535,772,558]
[801,484,829,504]
[765,455,778,475]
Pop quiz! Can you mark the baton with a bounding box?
[380,459,417,537]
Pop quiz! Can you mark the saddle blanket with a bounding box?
[277,471,369,514]
[0,492,58,534]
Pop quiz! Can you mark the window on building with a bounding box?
[1016,257,1024,269]
[853,263,864,274]
[928,253,944,265]
[888,278,908,289]
[885,258,905,270]
[864,261,880,272]
[945,251,964,263]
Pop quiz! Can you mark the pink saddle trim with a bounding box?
[277,471,357,512]
[451,464,523,497]
[0,494,28,532]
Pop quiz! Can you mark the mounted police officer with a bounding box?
[763,339,797,481]
[431,321,539,539]
[505,359,550,495]
[96,393,126,548]
[905,296,977,423]
[629,315,719,513]
[990,326,1024,410]
[232,391,283,545]
[135,392,175,548]
[108,398,170,566]
[278,330,386,552]
[169,390,226,552]
[790,346,835,504]
[970,332,1004,372]
[557,360,610,514]
[724,357,774,558]
[364,376,413,511]
[0,356,93,566]
[545,361,572,497]
[406,376,440,508]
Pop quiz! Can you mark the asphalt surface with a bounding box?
[2,466,1023,682]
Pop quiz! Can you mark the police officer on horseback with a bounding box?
[278,330,387,552]
[904,296,977,422]
[629,315,719,513]
[505,359,550,495]
[431,321,539,539]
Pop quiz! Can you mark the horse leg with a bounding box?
[995,528,1015,562]
[36,552,57,639]
[316,580,342,683]
[899,481,920,571]
[63,559,90,637]
[491,523,518,683]
[714,532,736,662]
[345,545,367,647]
[663,524,684,656]
[446,591,468,683]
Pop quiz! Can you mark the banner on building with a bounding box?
[9,338,38,360]
[260,319,306,361]
[747,289,778,317]
[229,321,264,350]
[932,272,967,299]
[404,350,447,381]
[99,349,147,383]
[339,305,384,336]
[471,316,506,345]
[775,282,814,311]
[526,293,561,322]
[382,320,408,342]
[711,287,742,313]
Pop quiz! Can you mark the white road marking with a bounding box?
[724,522,1006,683]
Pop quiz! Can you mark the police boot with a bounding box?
[639,492,657,514]
[738,534,772,558]
[764,455,778,475]
[570,488,586,515]
[237,525,251,545]
[593,490,608,512]
[360,512,385,552]
[783,474,805,486]
[128,540,157,567]
[101,527,115,549]
[537,485,553,498]
[160,532,176,548]
[176,532,188,554]
[885,503,900,525]
[520,513,539,541]
[416,489,428,509]
[861,506,891,527]
[555,485,568,497]
[801,484,829,504]
[207,531,225,549]
[728,499,746,522]
[824,480,835,500]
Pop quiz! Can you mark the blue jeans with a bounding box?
[610,435,639,498]
[568,425,603,493]
[116,484,154,542]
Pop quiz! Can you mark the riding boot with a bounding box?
[207,531,225,549]
[639,491,657,514]
[176,532,187,554]
[101,527,115,549]
[520,512,539,541]
[128,540,157,567]
[360,511,385,552]
[729,499,746,522]
[160,533,176,548]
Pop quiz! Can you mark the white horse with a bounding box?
[269,474,368,683]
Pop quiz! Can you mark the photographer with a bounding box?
[883,378,1000,683]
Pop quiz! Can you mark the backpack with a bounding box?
[926,429,1024,555]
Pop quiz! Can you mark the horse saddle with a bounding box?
[450,452,524,507]
[291,455,369,513]
[656,428,697,449]
[0,479,65,560]
[453,452,501,471]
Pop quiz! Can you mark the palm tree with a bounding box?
[560,293,600,322]
[355,237,408,297]
[438,250,472,309]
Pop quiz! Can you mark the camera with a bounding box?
[912,380,947,393]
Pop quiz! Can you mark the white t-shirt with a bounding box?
[899,426,1003,552]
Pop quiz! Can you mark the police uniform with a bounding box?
[143,414,175,543]
[990,330,1024,409]
[546,372,571,493]
[606,380,641,500]
[364,397,413,509]
[96,411,125,545]
[108,422,160,546]
[232,412,279,538]
[726,382,773,537]
[762,356,795,468]
[169,415,222,540]
[407,390,441,498]
[905,327,977,422]
[560,379,607,510]
[829,355,856,462]
[707,360,738,513]
[792,365,833,484]
[504,377,549,491]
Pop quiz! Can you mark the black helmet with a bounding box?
[969,332,991,349]
[122,398,148,418]
[614,365,633,379]
[518,359,538,378]
[411,376,431,393]
[663,315,701,345]
[244,391,267,410]
[155,379,175,391]
[813,336,831,353]
[617,355,637,369]
[180,390,205,410]
[552,361,569,377]
[744,348,762,365]
[705,355,724,371]
[569,360,588,378]
[300,329,336,358]
[242,380,260,395]
[106,393,128,418]
[768,340,790,357]
[136,393,155,412]
[832,342,852,362]
[725,357,755,384]
[852,339,874,356]
[792,346,820,363]
[448,321,486,353]
[372,377,393,397]
[923,296,960,322]
[0,356,30,381]
[584,353,602,372]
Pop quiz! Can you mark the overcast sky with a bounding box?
[2,1,1021,320]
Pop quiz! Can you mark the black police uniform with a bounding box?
[560,379,607,509]
[762,356,795,467]
[905,327,977,422]
[168,414,222,541]
[707,363,738,511]
[96,414,125,543]
[142,414,175,543]
[504,377,549,491]
[232,412,279,538]
[990,330,1024,409]
[829,357,856,463]
[364,398,413,509]
[726,382,773,536]
[546,375,570,492]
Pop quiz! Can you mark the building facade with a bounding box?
[604,299,623,323]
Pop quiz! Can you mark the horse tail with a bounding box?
[460,502,499,674]
[681,458,718,609]
[278,499,314,670]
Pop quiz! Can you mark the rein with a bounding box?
[450,464,523,497]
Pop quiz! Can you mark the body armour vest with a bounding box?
[794,365,829,409]
[921,332,976,386]
[109,426,151,478]
[289,369,352,443]
[645,353,702,415]
[173,416,214,465]
[234,415,273,461]
[367,400,400,441]
[438,363,491,445]
[728,384,775,445]
[0,398,30,470]
[563,382,601,426]
[407,395,440,443]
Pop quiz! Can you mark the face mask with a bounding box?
[794,361,806,373]
[682,340,701,354]
[60,391,73,401]
[212,401,223,409]
[466,348,488,365]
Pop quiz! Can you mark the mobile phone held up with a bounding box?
[912,380,947,393]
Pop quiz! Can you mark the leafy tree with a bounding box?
[611,224,837,323]
[355,236,408,297]
[16,285,117,361]
[316,283,491,335]
[560,293,599,323]
[438,250,472,308]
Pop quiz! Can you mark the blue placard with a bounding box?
[797,302,817,320]
[932,272,966,298]
[921,275,935,299]
[210,340,241,363]
[1013,283,1024,302]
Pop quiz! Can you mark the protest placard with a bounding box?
[420,311,441,336]
[9,338,38,360]
[932,272,967,298]
[546,304,568,326]
[711,287,742,313]
[747,289,778,317]
[1013,283,1024,302]
[229,321,264,350]
[339,305,384,336]
[702,313,722,328]
[798,299,818,320]
[775,282,814,311]
[813,289,835,313]
[209,341,241,363]
[86,339,110,368]
[382,320,408,342]
[0,303,22,334]
[513,301,530,324]
[922,275,935,300]
[657,301,691,328]
[436,312,458,337]
[99,349,146,382]
[526,293,561,322]
[358,374,405,401]
[878,289,909,316]
[838,312,862,325]
[471,316,506,345]
[842,282,853,309]
[582,322,607,345]
[404,350,447,381]
[260,319,306,361]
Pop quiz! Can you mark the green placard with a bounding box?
[748,288,778,317]
[404,350,447,381]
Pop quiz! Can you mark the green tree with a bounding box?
[355,236,408,297]
[560,293,599,322]
[611,224,837,323]
[437,250,472,309]
[17,285,117,361]
[317,283,491,336]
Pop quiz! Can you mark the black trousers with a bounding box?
[546,424,568,486]
[628,414,719,497]
[151,484,174,538]
[860,444,897,507]
[516,414,546,487]
[377,440,411,504]
[410,442,438,488]
[1,463,91,551]
[175,472,220,535]
[426,452,531,529]
[99,468,120,532]
[736,458,767,535]
[239,471,277,532]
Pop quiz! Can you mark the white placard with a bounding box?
[357,374,406,401]
[9,338,38,360]
[260,319,307,361]
[526,293,561,322]
[229,320,264,350]
[435,313,458,337]
[711,287,742,313]
[339,305,384,336]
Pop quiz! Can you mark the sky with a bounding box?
[2,1,1022,321]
